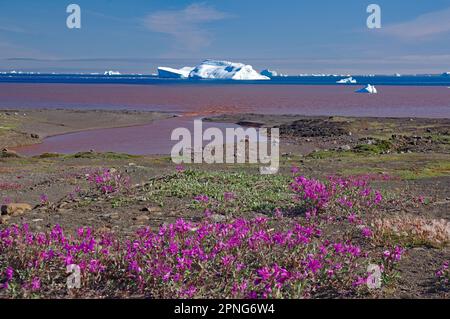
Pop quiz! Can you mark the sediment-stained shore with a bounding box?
[0,109,175,150]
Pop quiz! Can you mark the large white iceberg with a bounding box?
[190,60,269,80]
[157,60,269,80]
[158,66,194,79]
[337,77,357,84]
[355,84,377,94]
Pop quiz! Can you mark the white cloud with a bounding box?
[0,25,26,33]
[383,7,450,39]
[144,3,231,50]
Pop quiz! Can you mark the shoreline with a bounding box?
[1,109,449,158]
[0,108,176,151]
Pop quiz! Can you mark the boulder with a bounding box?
[1,203,33,216]
[209,214,227,223]
[141,206,162,213]
[133,214,150,222]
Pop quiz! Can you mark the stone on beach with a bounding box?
[1,203,33,216]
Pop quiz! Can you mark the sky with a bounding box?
[0,0,449,74]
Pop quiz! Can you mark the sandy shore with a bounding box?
[0,109,175,150]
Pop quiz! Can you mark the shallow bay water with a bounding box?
[1,83,448,155]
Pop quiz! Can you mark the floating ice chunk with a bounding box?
[104,70,121,76]
[337,77,357,84]
[355,84,378,94]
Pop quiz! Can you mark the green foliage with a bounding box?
[146,170,293,214]
[353,140,392,154]
[67,152,140,160]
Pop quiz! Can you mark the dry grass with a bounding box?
[372,214,450,248]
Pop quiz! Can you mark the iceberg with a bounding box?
[189,60,269,80]
[355,84,377,94]
[337,77,357,84]
[157,60,269,80]
[260,69,287,78]
[104,70,121,76]
[158,66,194,79]
[261,69,277,78]
[442,72,450,77]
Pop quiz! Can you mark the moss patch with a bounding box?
[353,139,392,155]
[66,152,141,160]
[145,169,293,215]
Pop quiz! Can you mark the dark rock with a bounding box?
[236,121,264,128]
[278,119,348,138]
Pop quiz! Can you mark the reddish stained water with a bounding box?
[1,83,448,155]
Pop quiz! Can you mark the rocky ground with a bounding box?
[0,113,449,298]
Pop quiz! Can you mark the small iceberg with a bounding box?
[337,77,357,84]
[104,70,121,76]
[355,84,377,94]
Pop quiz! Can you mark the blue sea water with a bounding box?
[1,73,450,86]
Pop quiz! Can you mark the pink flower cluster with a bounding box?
[0,172,406,298]
[86,168,130,195]
[0,215,397,298]
[40,194,49,205]
[290,173,385,220]
[194,194,209,203]
[382,246,404,262]
[435,261,449,285]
